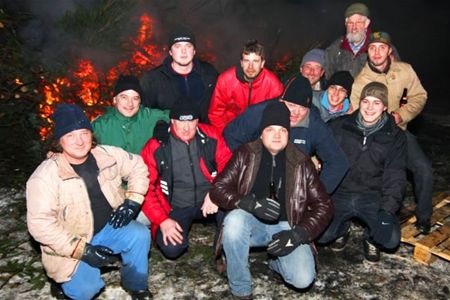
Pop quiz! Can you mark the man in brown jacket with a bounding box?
[210,102,332,299]
[26,104,152,299]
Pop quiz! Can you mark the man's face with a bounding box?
[171,119,198,143]
[240,52,265,80]
[261,125,289,155]
[113,89,140,117]
[359,96,387,126]
[327,85,348,108]
[368,42,392,68]
[169,42,196,67]
[280,100,309,126]
[345,14,370,44]
[300,61,325,86]
[60,128,92,164]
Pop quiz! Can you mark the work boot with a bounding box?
[232,293,253,300]
[128,289,153,300]
[49,281,68,299]
[363,239,380,263]
[330,231,350,252]
[415,220,431,235]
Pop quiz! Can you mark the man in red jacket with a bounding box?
[139,97,231,261]
[208,39,283,132]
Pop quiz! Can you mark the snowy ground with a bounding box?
[1,115,449,300]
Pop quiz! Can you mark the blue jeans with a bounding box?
[405,131,433,223]
[222,209,315,297]
[156,205,225,259]
[317,192,400,249]
[61,221,150,300]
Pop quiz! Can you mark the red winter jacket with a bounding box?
[140,123,232,238]
[208,66,283,132]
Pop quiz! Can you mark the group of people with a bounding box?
[26,2,431,300]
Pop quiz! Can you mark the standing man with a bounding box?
[319,82,406,262]
[208,39,283,132]
[223,75,348,194]
[92,75,169,154]
[210,102,332,299]
[139,97,231,260]
[350,32,432,233]
[26,104,152,299]
[299,48,327,92]
[140,25,218,123]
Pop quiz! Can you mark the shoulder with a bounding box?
[197,123,221,139]
[196,59,218,75]
[218,67,237,80]
[326,37,344,51]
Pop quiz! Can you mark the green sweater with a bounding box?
[92,106,169,154]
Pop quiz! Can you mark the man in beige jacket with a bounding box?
[26,104,152,299]
[350,32,432,234]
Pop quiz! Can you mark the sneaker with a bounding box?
[363,239,380,262]
[330,231,350,252]
[128,289,153,300]
[415,220,431,235]
[49,281,68,299]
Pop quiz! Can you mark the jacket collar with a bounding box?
[235,64,265,85]
[110,106,140,122]
[247,139,307,167]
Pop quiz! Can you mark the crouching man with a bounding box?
[26,104,152,299]
[210,102,333,299]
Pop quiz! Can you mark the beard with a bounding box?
[346,30,366,44]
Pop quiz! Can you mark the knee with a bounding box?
[63,280,103,299]
[159,243,187,259]
[284,268,316,289]
[222,210,249,244]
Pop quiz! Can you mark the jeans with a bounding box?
[222,209,315,297]
[61,221,150,300]
[155,205,224,259]
[405,131,433,222]
[317,192,400,249]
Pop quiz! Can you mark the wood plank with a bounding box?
[415,222,450,249]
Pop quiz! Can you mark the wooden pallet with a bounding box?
[401,195,450,265]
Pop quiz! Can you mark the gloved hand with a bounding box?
[153,121,170,143]
[267,226,309,256]
[109,199,141,229]
[237,194,280,222]
[371,210,399,248]
[80,243,115,268]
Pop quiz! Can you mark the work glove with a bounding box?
[267,226,309,256]
[237,194,280,222]
[109,199,141,229]
[153,120,170,143]
[80,243,115,268]
[370,210,400,248]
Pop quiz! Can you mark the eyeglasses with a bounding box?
[328,85,347,97]
[346,21,365,27]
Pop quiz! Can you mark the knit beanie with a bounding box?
[51,103,93,139]
[360,82,389,106]
[260,101,291,134]
[170,96,200,121]
[328,71,354,95]
[280,75,313,108]
[114,75,144,98]
[301,48,325,67]
[168,26,196,49]
[368,31,392,47]
[345,3,370,18]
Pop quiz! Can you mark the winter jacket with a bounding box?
[208,66,283,132]
[26,145,149,283]
[329,111,407,213]
[140,123,232,238]
[92,106,169,154]
[222,99,349,194]
[312,90,351,123]
[350,61,428,130]
[210,139,333,241]
[140,57,218,123]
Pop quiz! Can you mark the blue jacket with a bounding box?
[223,99,348,194]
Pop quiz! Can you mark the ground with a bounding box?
[0,113,449,300]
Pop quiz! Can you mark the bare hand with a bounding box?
[391,112,403,125]
[201,193,218,218]
[159,218,183,246]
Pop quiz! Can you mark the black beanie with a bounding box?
[260,102,291,134]
[328,71,354,96]
[280,75,312,108]
[114,75,144,98]
[168,26,196,49]
[170,96,200,121]
[51,103,93,139]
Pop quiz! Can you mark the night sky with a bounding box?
[3,0,450,113]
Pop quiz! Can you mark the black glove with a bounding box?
[237,194,280,222]
[153,121,169,143]
[80,243,115,268]
[109,199,141,229]
[267,226,309,256]
[371,210,399,247]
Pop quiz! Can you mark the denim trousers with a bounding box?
[317,192,400,249]
[154,205,225,259]
[61,221,151,300]
[405,130,433,222]
[222,209,315,297]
